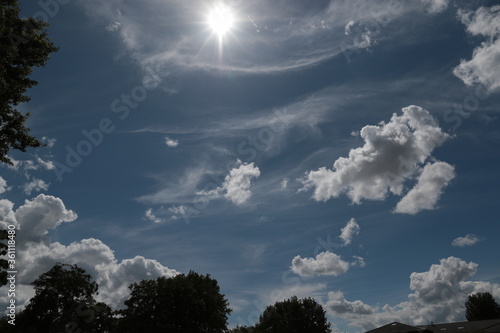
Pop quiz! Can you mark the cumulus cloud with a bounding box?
[199,160,261,205]
[23,178,50,195]
[325,291,375,315]
[0,195,178,311]
[394,162,455,214]
[452,234,482,247]
[326,257,500,331]
[14,194,78,242]
[340,218,360,246]
[453,6,500,92]
[165,136,179,147]
[0,177,10,194]
[291,251,352,277]
[420,0,449,14]
[301,106,451,213]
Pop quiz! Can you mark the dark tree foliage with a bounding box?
[17,262,116,332]
[117,271,232,333]
[0,230,8,287]
[0,0,58,164]
[255,296,332,333]
[465,292,500,321]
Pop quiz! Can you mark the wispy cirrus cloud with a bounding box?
[77,0,433,76]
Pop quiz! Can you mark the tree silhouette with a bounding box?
[18,262,115,332]
[465,292,500,321]
[0,0,58,164]
[117,271,231,332]
[255,296,331,333]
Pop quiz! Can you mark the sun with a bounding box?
[208,3,235,38]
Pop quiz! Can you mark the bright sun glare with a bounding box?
[208,3,234,37]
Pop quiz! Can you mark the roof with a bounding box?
[421,319,500,333]
[367,320,500,333]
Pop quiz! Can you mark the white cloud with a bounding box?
[351,256,366,268]
[41,136,57,148]
[420,0,449,14]
[453,6,500,93]
[0,177,10,194]
[325,291,375,315]
[76,0,416,75]
[200,160,261,205]
[106,21,121,32]
[340,218,360,246]
[168,205,189,217]
[452,234,482,247]
[301,106,451,209]
[280,178,289,190]
[6,156,54,173]
[144,208,163,223]
[23,178,50,195]
[0,195,179,311]
[13,194,78,242]
[165,136,179,147]
[326,257,500,331]
[291,251,351,277]
[394,162,455,214]
[344,21,376,49]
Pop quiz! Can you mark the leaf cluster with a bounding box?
[117,270,232,332]
[254,296,332,333]
[465,292,500,321]
[0,0,58,164]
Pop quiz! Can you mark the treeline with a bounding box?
[0,262,333,333]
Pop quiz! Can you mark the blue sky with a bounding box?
[1,0,500,331]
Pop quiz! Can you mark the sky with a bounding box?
[1,0,500,331]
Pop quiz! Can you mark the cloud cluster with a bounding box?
[454,6,500,92]
[291,218,363,277]
[325,257,500,331]
[0,195,178,310]
[23,178,50,195]
[420,0,449,14]
[165,136,179,148]
[291,251,351,277]
[452,234,482,247]
[301,105,454,214]
[393,162,455,214]
[326,291,375,315]
[200,160,261,205]
[340,218,360,246]
[0,177,9,194]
